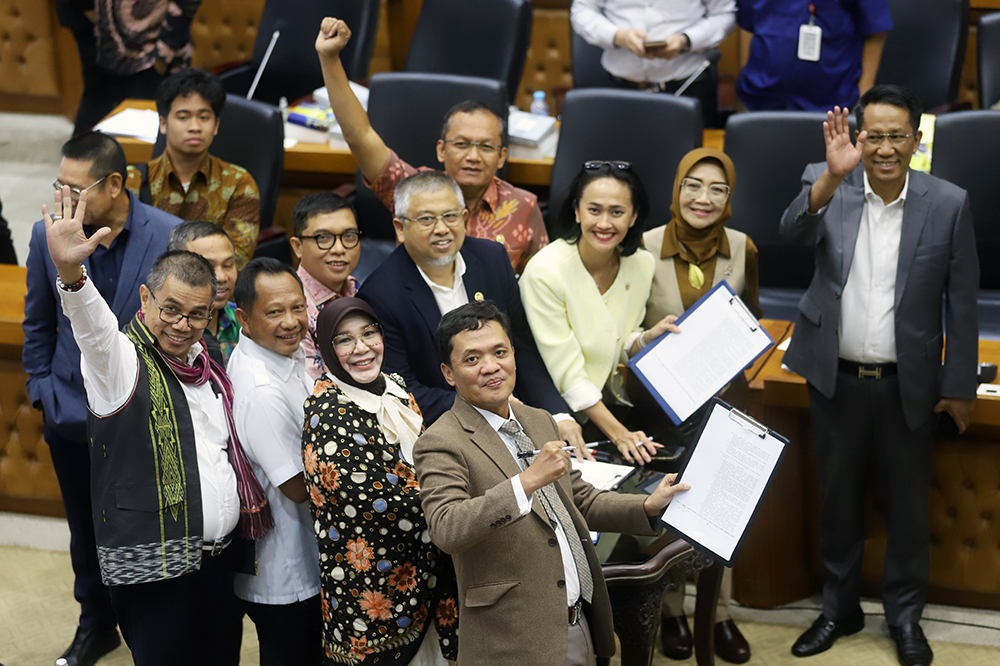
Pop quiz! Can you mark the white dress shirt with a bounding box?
[571,0,736,83]
[59,279,239,542]
[471,403,581,605]
[839,171,910,363]
[416,252,469,316]
[228,332,321,604]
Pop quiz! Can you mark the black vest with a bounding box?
[88,321,205,586]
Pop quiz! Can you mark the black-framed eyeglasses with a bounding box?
[149,292,213,330]
[332,323,384,355]
[398,211,466,229]
[443,139,501,154]
[679,178,731,204]
[53,174,110,199]
[584,160,632,171]
[863,131,918,146]
[298,229,362,250]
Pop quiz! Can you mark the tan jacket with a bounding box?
[414,398,658,665]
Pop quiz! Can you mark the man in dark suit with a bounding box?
[413,300,688,665]
[357,171,587,451]
[780,86,979,666]
[23,131,180,666]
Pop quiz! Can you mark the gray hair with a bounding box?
[393,171,466,219]
[146,250,217,299]
[167,220,233,252]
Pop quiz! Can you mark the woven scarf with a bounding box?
[129,313,273,540]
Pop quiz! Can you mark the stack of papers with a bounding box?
[571,459,635,491]
[94,108,159,143]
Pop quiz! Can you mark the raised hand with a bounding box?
[43,187,109,279]
[315,17,351,59]
[824,106,867,177]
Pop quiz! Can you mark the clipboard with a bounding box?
[659,398,788,566]
[628,280,774,425]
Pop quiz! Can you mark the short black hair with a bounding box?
[233,257,303,312]
[155,68,226,118]
[555,162,649,256]
[440,100,506,143]
[293,192,358,237]
[436,300,512,366]
[855,85,923,135]
[146,250,217,297]
[167,220,234,252]
[61,131,128,183]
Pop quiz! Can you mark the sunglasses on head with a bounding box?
[583,160,632,171]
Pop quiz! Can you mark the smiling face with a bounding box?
[139,276,214,358]
[159,93,219,160]
[678,161,729,230]
[440,320,516,416]
[859,103,921,192]
[436,110,508,193]
[235,272,308,358]
[334,313,384,384]
[576,177,637,255]
[290,209,361,293]
[185,233,237,311]
[395,186,467,271]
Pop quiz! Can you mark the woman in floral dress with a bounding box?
[303,298,458,665]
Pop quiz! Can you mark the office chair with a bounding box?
[571,29,618,88]
[979,13,1000,110]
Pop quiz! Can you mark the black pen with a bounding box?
[516,442,601,459]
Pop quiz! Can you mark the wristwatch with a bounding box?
[681,34,692,53]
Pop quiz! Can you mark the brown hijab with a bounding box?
[315,297,387,395]
[662,147,737,265]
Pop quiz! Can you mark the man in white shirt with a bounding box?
[229,258,322,665]
[780,85,979,666]
[42,185,269,666]
[571,0,736,127]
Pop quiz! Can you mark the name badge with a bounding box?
[798,23,822,62]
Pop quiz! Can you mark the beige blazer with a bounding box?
[413,398,658,665]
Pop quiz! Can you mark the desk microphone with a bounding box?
[674,48,721,98]
[247,29,281,101]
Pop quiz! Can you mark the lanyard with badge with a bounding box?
[798,4,822,62]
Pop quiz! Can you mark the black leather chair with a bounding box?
[217,0,380,105]
[931,111,1000,289]
[403,0,531,106]
[571,29,618,88]
[546,89,702,236]
[979,13,1000,109]
[152,95,288,262]
[877,0,968,109]
[722,112,859,294]
[354,73,509,240]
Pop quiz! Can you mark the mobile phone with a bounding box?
[643,40,667,49]
[652,444,684,461]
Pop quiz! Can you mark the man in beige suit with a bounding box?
[414,300,689,665]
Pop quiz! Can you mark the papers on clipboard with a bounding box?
[629,280,773,425]
[571,459,635,491]
[660,399,787,565]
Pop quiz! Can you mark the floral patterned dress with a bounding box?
[303,374,459,664]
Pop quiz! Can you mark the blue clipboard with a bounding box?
[627,280,774,426]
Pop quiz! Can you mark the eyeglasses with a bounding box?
[863,131,918,146]
[332,323,383,355]
[679,178,731,204]
[298,229,362,250]
[443,139,500,154]
[398,211,466,229]
[149,292,213,330]
[53,175,110,199]
[584,160,632,171]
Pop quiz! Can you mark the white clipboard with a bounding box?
[659,398,788,566]
[628,280,773,425]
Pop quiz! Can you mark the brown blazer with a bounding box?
[413,398,658,665]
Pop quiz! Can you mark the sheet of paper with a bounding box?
[660,402,784,562]
[632,284,772,423]
[571,459,634,491]
[777,336,791,351]
[94,108,159,143]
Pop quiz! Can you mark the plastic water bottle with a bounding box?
[529,90,549,116]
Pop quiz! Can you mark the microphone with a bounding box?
[247,29,281,101]
[674,48,721,97]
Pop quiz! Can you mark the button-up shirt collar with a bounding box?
[415,251,469,315]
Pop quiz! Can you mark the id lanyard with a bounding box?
[798,4,822,62]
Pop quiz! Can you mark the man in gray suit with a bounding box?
[780,85,978,666]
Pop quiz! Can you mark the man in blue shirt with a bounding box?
[737,0,892,111]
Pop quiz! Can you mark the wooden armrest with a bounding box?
[601,538,694,586]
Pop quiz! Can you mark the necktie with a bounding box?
[500,419,594,603]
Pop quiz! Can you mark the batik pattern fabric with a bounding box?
[95,0,202,75]
[303,374,458,664]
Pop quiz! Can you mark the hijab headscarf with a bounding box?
[663,147,737,268]
[316,297,387,395]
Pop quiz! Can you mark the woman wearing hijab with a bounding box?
[519,160,681,465]
[640,147,757,664]
[302,297,458,666]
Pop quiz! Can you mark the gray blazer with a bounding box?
[779,164,979,430]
